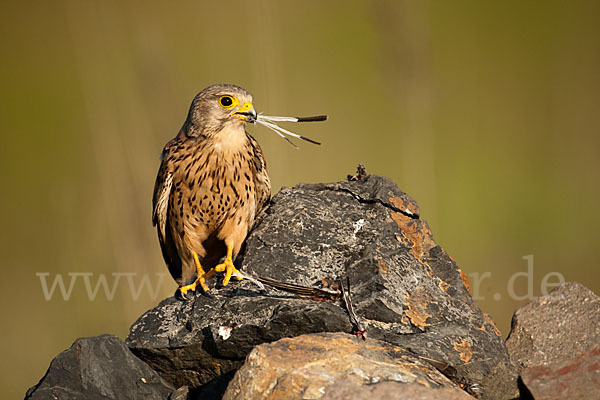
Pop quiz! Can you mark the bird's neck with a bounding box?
[177,121,250,155]
[209,124,249,154]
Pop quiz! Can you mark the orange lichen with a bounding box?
[453,339,473,363]
[389,196,420,216]
[483,313,502,337]
[439,281,450,292]
[390,212,436,264]
[377,260,388,274]
[458,268,471,291]
[404,289,433,327]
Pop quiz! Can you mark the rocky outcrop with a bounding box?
[506,282,600,370]
[505,282,600,399]
[31,171,556,399]
[223,332,475,399]
[25,335,173,399]
[125,296,351,395]
[126,174,518,399]
[519,346,600,400]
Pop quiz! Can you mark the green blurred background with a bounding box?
[2,0,599,397]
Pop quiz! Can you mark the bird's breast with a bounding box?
[172,138,257,231]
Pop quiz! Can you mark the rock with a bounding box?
[223,332,474,400]
[506,282,600,370]
[127,174,517,399]
[25,334,174,400]
[169,386,190,400]
[322,380,474,400]
[520,346,600,400]
[127,295,351,391]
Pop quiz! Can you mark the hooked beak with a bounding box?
[231,101,257,123]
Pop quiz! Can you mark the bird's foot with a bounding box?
[176,251,217,299]
[178,273,211,299]
[214,258,243,287]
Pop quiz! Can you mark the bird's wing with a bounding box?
[246,132,271,212]
[152,148,173,237]
[152,145,184,282]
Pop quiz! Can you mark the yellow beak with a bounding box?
[231,102,257,122]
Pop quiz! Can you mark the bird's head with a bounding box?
[182,84,257,138]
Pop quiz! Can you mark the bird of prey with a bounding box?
[152,84,270,297]
[152,84,325,298]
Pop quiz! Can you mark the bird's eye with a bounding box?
[219,96,236,109]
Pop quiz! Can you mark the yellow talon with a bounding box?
[178,251,212,297]
[193,251,212,292]
[214,244,243,287]
[179,281,196,296]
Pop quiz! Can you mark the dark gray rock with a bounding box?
[127,295,350,390]
[506,282,600,370]
[25,334,173,400]
[127,175,518,399]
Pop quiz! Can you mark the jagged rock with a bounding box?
[506,282,600,370]
[127,296,350,391]
[127,174,517,399]
[322,380,474,400]
[520,346,600,400]
[25,334,174,400]
[223,332,474,400]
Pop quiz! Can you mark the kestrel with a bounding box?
[153,84,325,298]
[152,84,271,297]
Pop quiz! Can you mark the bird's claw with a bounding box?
[214,258,243,287]
[179,281,196,297]
[177,274,211,300]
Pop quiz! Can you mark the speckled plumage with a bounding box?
[152,84,270,292]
